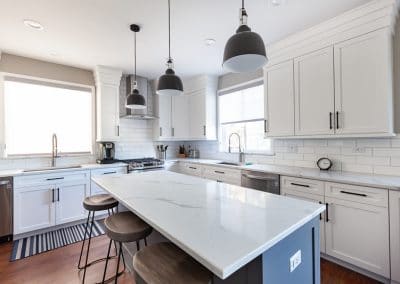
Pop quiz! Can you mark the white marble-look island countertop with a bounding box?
[92,170,325,282]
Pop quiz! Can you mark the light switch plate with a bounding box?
[289,250,302,272]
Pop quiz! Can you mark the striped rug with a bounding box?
[10,220,105,261]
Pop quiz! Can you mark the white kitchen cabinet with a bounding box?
[294,47,335,136]
[153,75,217,141]
[14,185,56,234]
[90,166,127,195]
[280,176,326,253]
[202,165,241,186]
[154,94,172,140]
[281,188,326,253]
[172,95,190,139]
[264,60,295,137]
[390,190,400,283]
[94,66,123,142]
[334,29,393,136]
[14,170,91,235]
[55,181,89,224]
[324,182,390,278]
[180,163,203,177]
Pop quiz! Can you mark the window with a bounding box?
[3,77,93,156]
[218,83,271,153]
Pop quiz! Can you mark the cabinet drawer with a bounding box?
[91,167,127,177]
[203,166,241,185]
[15,170,90,188]
[325,182,388,208]
[281,176,325,196]
[181,163,203,177]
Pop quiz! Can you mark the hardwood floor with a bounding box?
[0,235,381,284]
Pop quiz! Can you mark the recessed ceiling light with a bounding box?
[23,19,44,30]
[205,38,216,46]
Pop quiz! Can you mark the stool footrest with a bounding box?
[78,255,118,270]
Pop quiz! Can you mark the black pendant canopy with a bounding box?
[156,0,183,96]
[126,24,146,109]
[223,0,267,73]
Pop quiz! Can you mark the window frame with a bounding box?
[0,72,96,158]
[217,78,274,155]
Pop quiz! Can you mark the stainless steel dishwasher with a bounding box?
[0,176,13,242]
[241,170,280,194]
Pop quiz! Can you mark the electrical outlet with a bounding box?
[353,147,366,153]
[289,250,302,272]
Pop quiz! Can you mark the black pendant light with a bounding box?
[126,24,146,109]
[223,0,267,73]
[156,0,183,96]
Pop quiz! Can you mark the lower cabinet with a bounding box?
[14,170,91,235]
[281,176,391,279]
[202,165,241,186]
[390,190,400,283]
[14,185,56,234]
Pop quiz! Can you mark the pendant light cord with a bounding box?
[168,0,171,62]
[242,0,244,9]
[134,30,137,82]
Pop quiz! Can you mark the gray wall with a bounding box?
[0,53,95,86]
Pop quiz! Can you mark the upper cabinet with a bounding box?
[294,47,335,136]
[264,28,394,138]
[334,30,393,135]
[264,60,295,137]
[154,75,217,141]
[95,66,123,142]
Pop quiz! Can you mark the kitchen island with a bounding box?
[92,170,325,284]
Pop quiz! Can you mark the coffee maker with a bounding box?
[97,142,116,164]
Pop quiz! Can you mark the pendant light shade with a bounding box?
[223,1,267,73]
[126,24,146,109]
[156,0,183,96]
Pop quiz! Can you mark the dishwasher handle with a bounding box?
[242,173,278,181]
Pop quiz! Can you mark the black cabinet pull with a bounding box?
[325,203,330,222]
[329,112,333,129]
[160,127,163,137]
[340,190,367,197]
[57,188,60,202]
[264,120,268,133]
[46,177,64,181]
[215,171,225,174]
[188,167,197,170]
[290,182,310,188]
[203,125,206,136]
[51,188,55,203]
[103,171,117,175]
[336,111,339,129]
[319,201,323,220]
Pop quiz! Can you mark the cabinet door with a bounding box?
[56,181,89,225]
[97,83,120,141]
[264,61,295,137]
[171,95,190,139]
[188,90,207,139]
[294,47,335,135]
[325,197,390,277]
[281,188,326,253]
[334,29,393,135]
[156,95,172,139]
[390,190,400,282]
[14,185,56,234]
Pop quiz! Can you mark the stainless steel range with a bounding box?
[121,158,164,172]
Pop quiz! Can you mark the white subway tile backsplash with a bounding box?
[373,166,400,176]
[356,156,390,166]
[374,148,400,157]
[357,138,391,148]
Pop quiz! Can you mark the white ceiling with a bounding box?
[0,0,371,79]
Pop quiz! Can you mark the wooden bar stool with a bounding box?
[78,194,119,283]
[102,211,153,283]
[133,242,213,284]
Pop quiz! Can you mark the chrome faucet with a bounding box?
[228,132,244,164]
[51,133,59,167]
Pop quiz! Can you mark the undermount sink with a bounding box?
[217,161,241,166]
[23,165,82,172]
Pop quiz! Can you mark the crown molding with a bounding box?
[266,0,399,66]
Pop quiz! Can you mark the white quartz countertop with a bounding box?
[0,162,127,178]
[92,170,325,279]
[173,158,400,190]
